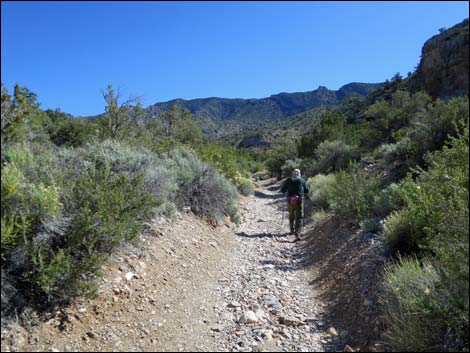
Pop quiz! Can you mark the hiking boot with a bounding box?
[289,229,295,235]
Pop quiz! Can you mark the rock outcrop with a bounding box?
[409,19,469,98]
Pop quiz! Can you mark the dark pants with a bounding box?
[288,202,304,234]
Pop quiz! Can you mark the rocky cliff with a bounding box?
[410,18,469,98]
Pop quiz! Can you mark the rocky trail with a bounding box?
[2,180,384,352]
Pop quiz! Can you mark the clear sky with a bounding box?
[1,1,468,117]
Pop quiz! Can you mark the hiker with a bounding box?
[280,169,309,239]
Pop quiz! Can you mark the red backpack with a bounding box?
[287,195,304,205]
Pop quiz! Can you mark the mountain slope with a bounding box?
[144,82,382,124]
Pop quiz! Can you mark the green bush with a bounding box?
[378,140,412,166]
[362,90,432,148]
[297,111,360,157]
[165,148,239,222]
[196,142,256,194]
[313,139,359,174]
[380,256,447,352]
[373,183,405,217]
[236,177,254,196]
[383,210,414,254]
[399,97,468,168]
[325,163,381,222]
[360,218,383,234]
[1,142,157,310]
[311,210,327,224]
[382,126,469,350]
[307,174,336,209]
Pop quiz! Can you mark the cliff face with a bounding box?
[410,19,469,98]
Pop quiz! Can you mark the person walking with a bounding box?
[280,169,309,240]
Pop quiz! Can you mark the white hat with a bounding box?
[293,169,301,177]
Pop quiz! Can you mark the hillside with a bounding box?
[141,82,382,138]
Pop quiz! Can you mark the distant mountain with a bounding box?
[138,82,382,140]
[409,18,469,98]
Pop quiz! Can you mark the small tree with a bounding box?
[100,84,142,141]
[1,83,37,146]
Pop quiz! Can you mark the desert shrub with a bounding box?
[325,163,381,222]
[382,126,469,350]
[265,140,298,179]
[360,217,383,234]
[297,111,360,157]
[392,127,469,255]
[165,148,239,222]
[373,183,404,217]
[1,152,62,260]
[1,143,157,308]
[313,140,359,174]
[236,177,254,196]
[311,210,327,224]
[299,158,318,177]
[307,174,336,209]
[45,109,95,147]
[380,256,447,352]
[404,97,469,167]
[382,210,414,254]
[378,140,411,166]
[362,90,432,147]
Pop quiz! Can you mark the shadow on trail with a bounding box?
[254,190,284,200]
[237,231,275,239]
[267,184,281,192]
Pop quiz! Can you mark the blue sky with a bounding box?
[1,1,468,117]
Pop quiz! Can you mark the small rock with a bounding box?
[304,316,316,323]
[239,311,258,324]
[328,327,339,337]
[125,272,134,281]
[228,301,242,308]
[262,295,279,307]
[211,324,224,332]
[262,264,275,269]
[340,330,349,339]
[263,330,273,341]
[343,345,354,352]
[255,309,265,320]
[280,315,301,326]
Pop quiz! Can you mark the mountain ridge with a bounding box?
[143,82,383,123]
